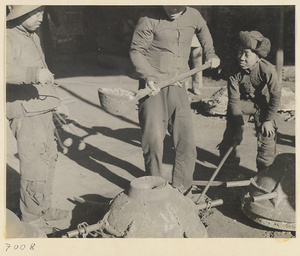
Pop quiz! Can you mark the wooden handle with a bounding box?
[225,180,251,188]
[193,180,224,187]
[196,141,238,204]
[134,62,211,101]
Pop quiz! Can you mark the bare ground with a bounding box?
[6,50,295,238]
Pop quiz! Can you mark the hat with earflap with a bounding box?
[239,31,271,58]
[6,5,42,21]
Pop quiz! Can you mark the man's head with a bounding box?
[7,5,44,32]
[164,6,186,20]
[238,31,271,70]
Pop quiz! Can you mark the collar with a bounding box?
[14,25,33,37]
[176,7,187,18]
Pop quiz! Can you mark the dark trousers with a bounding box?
[138,83,196,191]
[218,100,277,173]
[10,111,58,222]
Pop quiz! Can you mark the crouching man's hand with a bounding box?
[55,101,70,118]
[261,121,275,137]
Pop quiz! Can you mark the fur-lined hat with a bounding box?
[239,31,271,58]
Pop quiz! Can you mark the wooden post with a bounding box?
[276,7,284,84]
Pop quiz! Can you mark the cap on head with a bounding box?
[6,5,43,21]
[239,31,271,58]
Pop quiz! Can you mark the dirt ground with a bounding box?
[6,50,296,239]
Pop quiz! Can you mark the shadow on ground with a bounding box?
[6,164,21,217]
[55,119,145,190]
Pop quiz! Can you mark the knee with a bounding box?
[142,134,164,156]
[20,179,47,205]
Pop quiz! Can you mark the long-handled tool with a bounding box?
[98,62,212,116]
[193,180,251,188]
[195,141,238,204]
[134,62,212,101]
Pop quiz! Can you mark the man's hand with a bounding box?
[233,126,244,145]
[147,80,161,96]
[208,57,221,69]
[37,68,54,85]
[261,121,275,137]
[173,81,183,87]
[55,101,70,118]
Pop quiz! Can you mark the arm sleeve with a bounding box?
[227,73,244,126]
[194,12,218,61]
[264,68,281,121]
[129,16,159,83]
[6,36,39,85]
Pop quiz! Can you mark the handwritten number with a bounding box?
[4,243,34,252]
[5,243,11,252]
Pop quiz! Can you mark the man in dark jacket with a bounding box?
[130,6,220,195]
[218,31,281,179]
[6,5,69,226]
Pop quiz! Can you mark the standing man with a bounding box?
[218,31,281,180]
[130,6,220,195]
[6,6,69,226]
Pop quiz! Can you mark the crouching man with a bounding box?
[218,31,281,180]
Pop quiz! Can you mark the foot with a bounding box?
[192,82,203,95]
[41,208,70,222]
[28,218,53,235]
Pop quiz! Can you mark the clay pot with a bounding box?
[99,176,207,238]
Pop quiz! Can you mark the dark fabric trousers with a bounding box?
[138,83,196,191]
[9,111,58,222]
[218,100,277,173]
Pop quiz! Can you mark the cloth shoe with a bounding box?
[41,208,70,221]
[28,218,53,235]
